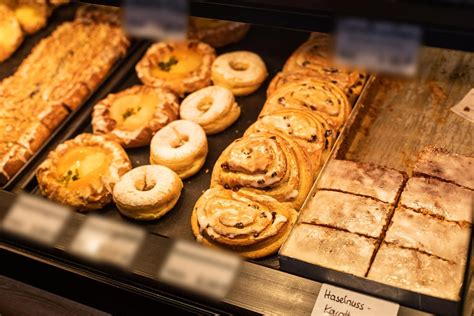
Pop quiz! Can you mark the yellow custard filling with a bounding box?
[56,146,111,189]
[109,93,157,131]
[151,49,203,79]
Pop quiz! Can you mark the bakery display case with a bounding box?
[1,1,473,316]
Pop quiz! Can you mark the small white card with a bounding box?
[69,215,145,268]
[158,240,241,299]
[336,18,421,76]
[1,194,71,246]
[312,284,399,316]
[451,88,474,123]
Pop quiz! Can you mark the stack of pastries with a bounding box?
[282,147,473,301]
[0,5,129,184]
[0,0,70,62]
[192,33,367,258]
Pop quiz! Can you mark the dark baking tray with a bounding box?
[279,47,474,315]
[1,3,145,190]
[15,25,310,268]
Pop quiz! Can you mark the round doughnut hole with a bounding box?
[135,177,156,191]
[229,60,249,71]
[197,96,214,112]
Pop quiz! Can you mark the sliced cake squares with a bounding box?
[400,177,473,224]
[368,243,465,301]
[385,206,470,264]
[317,159,406,204]
[301,190,392,238]
[281,223,377,277]
[414,146,474,190]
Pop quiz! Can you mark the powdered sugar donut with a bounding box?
[113,165,183,220]
[150,120,208,179]
[211,51,267,96]
[180,86,240,135]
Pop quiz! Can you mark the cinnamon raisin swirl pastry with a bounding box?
[211,131,313,209]
[260,79,350,131]
[191,187,298,258]
[245,109,335,176]
[283,35,367,103]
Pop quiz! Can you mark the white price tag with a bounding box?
[124,0,189,40]
[312,284,399,316]
[451,88,474,123]
[158,241,241,299]
[1,194,71,246]
[336,18,421,76]
[69,215,145,268]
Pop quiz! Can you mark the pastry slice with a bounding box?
[400,177,472,224]
[413,146,474,190]
[280,223,377,277]
[385,206,470,264]
[368,243,465,301]
[317,159,406,205]
[0,141,32,184]
[300,190,392,238]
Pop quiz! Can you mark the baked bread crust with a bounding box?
[92,85,179,148]
[188,17,250,48]
[191,187,298,259]
[0,4,24,62]
[36,133,132,210]
[136,40,216,97]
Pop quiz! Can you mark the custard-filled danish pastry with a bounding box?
[191,187,298,259]
[180,85,240,135]
[260,79,350,131]
[0,4,23,62]
[283,34,367,103]
[188,17,250,48]
[211,51,267,96]
[136,40,215,96]
[92,85,179,148]
[36,133,132,210]
[245,109,335,175]
[211,131,313,209]
[150,120,208,179]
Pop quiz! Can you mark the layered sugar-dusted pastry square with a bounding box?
[368,243,465,301]
[317,159,406,204]
[385,206,470,263]
[400,177,473,224]
[300,190,392,238]
[414,146,474,190]
[281,223,377,277]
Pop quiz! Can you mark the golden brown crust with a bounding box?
[136,40,216,97]
[36,133,132,210]
[211,131,313,209]
[0,4,24,62]
[191,187,298,259]
[260,79,351,131]
[283,35,367,103]
[0,142,32,184]
[246,109,335,176]
[14,0,51,34]
[188,17,250,48]
[92,85,179,148]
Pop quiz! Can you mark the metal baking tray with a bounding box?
[279,47,474,315]
[13,25,320,269]
[0,3,145,190]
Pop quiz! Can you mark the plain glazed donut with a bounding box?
[113,165,183,220]
[179,86,241,135]
[211,51,267,96]
[150,120,208,179]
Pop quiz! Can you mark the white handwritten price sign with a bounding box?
[158,241,241,299]
[312,284,399,316]
[1,194,71,246]
[69,215,145,268]
[124,0,189,40]
[335,18,421,76]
